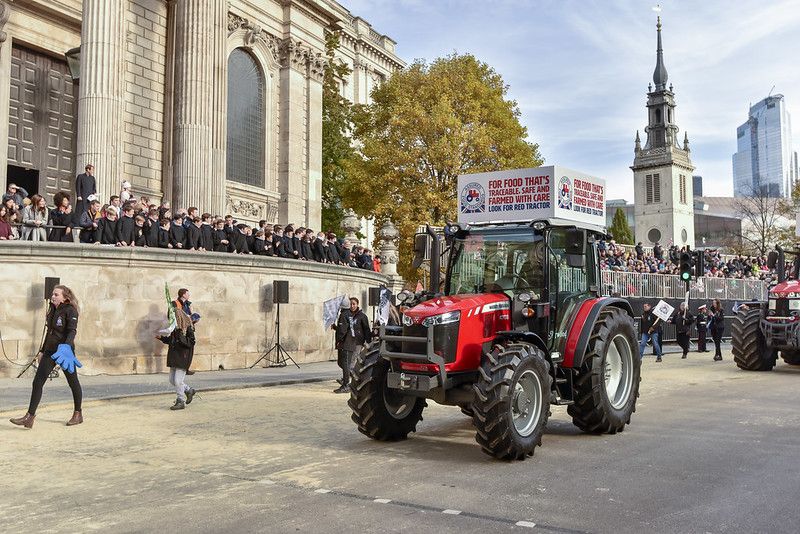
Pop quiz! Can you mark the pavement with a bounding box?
[3,348,799,533]
[0,360,341,412]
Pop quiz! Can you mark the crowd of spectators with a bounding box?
[1,182,380,271]
[598,239,772,280]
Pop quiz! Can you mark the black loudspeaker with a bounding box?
[44,277,60,300]
[368,287,381,306]
[273,280,289,304]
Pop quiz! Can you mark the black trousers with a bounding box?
[697,329,707,351]
[676,332,690,355]
[712,331,723,357]
[28,351,82,415]
[337,349,356,386]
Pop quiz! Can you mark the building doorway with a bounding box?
[5,165,38,199]
[7,44,76,205]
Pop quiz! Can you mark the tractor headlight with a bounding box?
[402,314,414,326]
[422,311,460,328]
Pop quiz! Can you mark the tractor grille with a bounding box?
[402,323,460,364]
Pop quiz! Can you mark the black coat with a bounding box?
[326,242,340,264]
[186,224,203,250]
[95,217,118,244]
[253,238,270,256]
[335,308,372,351]
[312,239,326,262]
[159,327,195,370]
[75,173,97,201]
[157,227,171,248]
[133,225,147,247]
[230,231,250,254]
[169,223,186,249]
[640,309,662,334]
[272,234,286,257]
[710,309,725,335]
[670,310,694,334]
[116,215,136,245]
[48,209,72,242]
[200,224,214,251]
[78,210,99,243]
[212,229,230,252]
[145,218,160,247]
[41,302,79,353]
[300,239,313,260]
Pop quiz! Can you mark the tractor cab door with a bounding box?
[547,227,595,352]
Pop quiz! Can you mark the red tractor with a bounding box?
[732,245,800,370]
[348,220,641,460]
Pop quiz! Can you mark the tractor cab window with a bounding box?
[448,231,545,298]
[548,227,590,348]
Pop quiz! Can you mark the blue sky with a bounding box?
[344,0,800,200]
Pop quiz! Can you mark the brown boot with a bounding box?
[10,413,35,429]
[66,411,83,426]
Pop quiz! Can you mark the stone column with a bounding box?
[341,209,361,245]
[209,0,228,215]
[76,0,126,202]
[278,39,309,225]
[0,1,12,188]
[306,53,324,229]
[172,0,214,211]
[379,220,405,292]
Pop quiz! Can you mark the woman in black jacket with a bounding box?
[10,285,84,428]
[710,299,725,361]
[212,219,230,252]
[157,309,197,410]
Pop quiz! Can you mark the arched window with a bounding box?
[226,49,265,188]
[655,108,662,124]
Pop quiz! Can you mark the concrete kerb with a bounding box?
[0,375,337,415]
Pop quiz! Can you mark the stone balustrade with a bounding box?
[0,242,387,377]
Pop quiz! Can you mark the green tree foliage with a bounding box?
[343,53,542,278]
[609,208,634,245]
[321,32,355,233]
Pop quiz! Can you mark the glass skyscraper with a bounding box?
[732,94,798,198]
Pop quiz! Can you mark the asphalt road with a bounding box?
[2,350,799,533]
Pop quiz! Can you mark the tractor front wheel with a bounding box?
[348,347,426,441]
[568,307,640,433]
[472,343,551,460]
[732,308,777,371]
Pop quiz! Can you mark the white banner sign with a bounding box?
[457,165,606,228]
[652,299,675,322]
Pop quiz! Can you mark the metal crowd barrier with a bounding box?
[601,271,767,301]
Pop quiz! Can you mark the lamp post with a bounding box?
[64,46,80,81]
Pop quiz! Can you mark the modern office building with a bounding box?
[692,175,702,197]
[732,94,797,198]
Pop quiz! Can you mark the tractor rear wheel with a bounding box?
[348,346,426,441]
[780,350,800,365]
[472,343,551,460]
[568,307,640,434]
[732,308,777,371]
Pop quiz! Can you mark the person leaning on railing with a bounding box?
[21,194,48,241]
[0,204,16,240]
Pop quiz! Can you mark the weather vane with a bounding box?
[652,4,662,13]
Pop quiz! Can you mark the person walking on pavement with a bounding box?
[156,308,197,410]
[10,285,84,429]
[670,302,694,359]
[639,302,663,362]
[696,304,709,353]
[710,299,725,361]
[174,288,200,375]
[334,297,372,393]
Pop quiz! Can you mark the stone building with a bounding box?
[0,0,403,228]
[631,17,695,248]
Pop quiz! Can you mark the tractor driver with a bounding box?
[515,240,545,299]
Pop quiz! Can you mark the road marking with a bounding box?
[374,498,392,504]
[516,520,537,528]
[442,509,462,515]
[315,489,331,494]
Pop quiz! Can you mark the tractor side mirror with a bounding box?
[767,251,778,270]
[412,233,428,270]
[566,254,586,269]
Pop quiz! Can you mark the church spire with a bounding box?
[653,16,668,91]
[635,130,641,153]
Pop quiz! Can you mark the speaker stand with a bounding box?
[250,302,299,369]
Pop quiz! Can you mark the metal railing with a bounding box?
[601,271,768,301]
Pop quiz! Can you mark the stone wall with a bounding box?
[0,243,387,378]
[123,0,168,198]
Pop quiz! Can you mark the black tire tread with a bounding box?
[732,308,776,371]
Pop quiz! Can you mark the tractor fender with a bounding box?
[562,297,633,368]
[495,331,549,361]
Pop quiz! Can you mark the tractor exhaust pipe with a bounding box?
[777,245,786,284]
[427,225,441,295]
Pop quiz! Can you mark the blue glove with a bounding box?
[51,344,83,374]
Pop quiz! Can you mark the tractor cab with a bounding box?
[765,246,800,324]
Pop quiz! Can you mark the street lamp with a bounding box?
[64,46,81,81]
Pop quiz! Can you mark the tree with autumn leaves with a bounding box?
[337,53,541,279]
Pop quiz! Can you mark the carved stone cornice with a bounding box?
[0,1,10,44]
[228,12,280,62]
